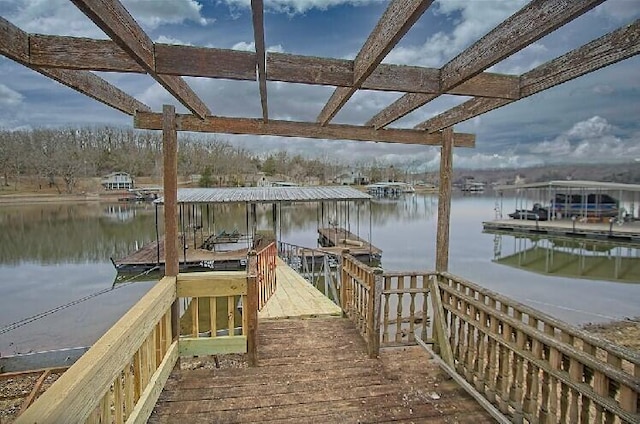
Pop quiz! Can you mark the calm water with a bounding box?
[1,195,639,355]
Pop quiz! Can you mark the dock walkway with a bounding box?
[484,219,640,242]
[258,258,342,319]
[149,318,494,423]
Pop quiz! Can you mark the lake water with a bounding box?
[1,194,639,355]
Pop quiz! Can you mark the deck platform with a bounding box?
[484,219,640,242]
[258,258,342,319]
[318,227,382,259]
[113,236,249,273]
[149,318,494,423]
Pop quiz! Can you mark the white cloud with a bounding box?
[0,84,24,107]
[155,35,192,46]
[231,41,285,53]
[221,0,383,15]
[2,0,209,37]
[528,116,640,164]
[122,0,209,30]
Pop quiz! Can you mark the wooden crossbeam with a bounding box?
[316,0,433,125]
[0,17,150,115]
[134,112,475,147]
[440,0,605,93]
[24,34,520,99]
[70,0,210,118]
[417,20,640,132]
[369,0,605,129]
[251,0,268,121]
[366,73,519,128]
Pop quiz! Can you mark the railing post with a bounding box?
[368,268,383,358]
[247,250,258,367]
[339,248,350,315]
[430,274,454,367]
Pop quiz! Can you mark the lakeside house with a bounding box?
[101,172,134,190]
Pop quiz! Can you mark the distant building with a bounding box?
[101,172,134,190]
[335,170,369,185]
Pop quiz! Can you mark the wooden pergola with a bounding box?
[1,0,638,275]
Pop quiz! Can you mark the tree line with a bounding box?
[0,127,344,193]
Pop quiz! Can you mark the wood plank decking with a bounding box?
[318,227,382,257]
[149,318,494,423]
[258,258,342,319]
[484,219,640,241]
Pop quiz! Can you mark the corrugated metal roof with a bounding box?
[155,186,372,204]
[493,180,640,192]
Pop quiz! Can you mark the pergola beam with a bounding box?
[0,17,150,115]
[24,34,520,100]
[251,0,268,121]
[440,0,605,93]
[134,112,475,147]
[368,0,606,129]
[70,0,210,118]
[417,20,640,132]
[316,0,433,125]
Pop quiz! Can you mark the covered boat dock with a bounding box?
[487,180,640,242]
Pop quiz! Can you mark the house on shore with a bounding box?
[101,172,134,190]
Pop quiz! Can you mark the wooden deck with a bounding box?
[149,318,494,423]
[484,218,640,242]
[318,227,382,257]
[113,236,249,272]
[258,258,342,319]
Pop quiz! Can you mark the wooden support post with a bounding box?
[247,250,258,367]
[339,249,350,315]
[162,105,180,341]
[368,268,383,358]
[436,127,454,272]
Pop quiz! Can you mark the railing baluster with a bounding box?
[382,275,391,344]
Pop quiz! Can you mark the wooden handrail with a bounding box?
[17,276,177,423]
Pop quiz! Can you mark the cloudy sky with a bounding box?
[1,0,639,170]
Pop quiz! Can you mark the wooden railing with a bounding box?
[17,262,259,423]
[256,242,277,310]
[437,272,640,424]
[17,276,177,423]
[340,253,381,358]
[380,271,435,347]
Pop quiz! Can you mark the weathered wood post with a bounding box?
[247,250,258,367]
[339,248,350,316]
[162,105,180,341]
[432,127,455,367]
[368,267,384,358]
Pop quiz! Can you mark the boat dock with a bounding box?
[483,219,640,242]
[112,236,249,273]
[317,227,382,261]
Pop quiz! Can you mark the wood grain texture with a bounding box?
[520,18,640,97]
[435,127,453,273]
[176,272,247,298]
[440,0,605,92]
[38,67,151,115]
[155,44,256,79]
[30,34,143,72]
[367,93,438,128]
[135,112,476,147]
[251,0,269,121]
[70,0,210,118]
[0,17,29,62]
[162,105,179,277]
[317,0,433,125]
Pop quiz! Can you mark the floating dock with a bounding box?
[112,236,249,273]
[483,219,640,242]
[317,227,382,262]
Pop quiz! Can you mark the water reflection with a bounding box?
[486,229,640,284]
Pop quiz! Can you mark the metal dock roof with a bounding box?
[493,180,640,192]
[155,186,372,204]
